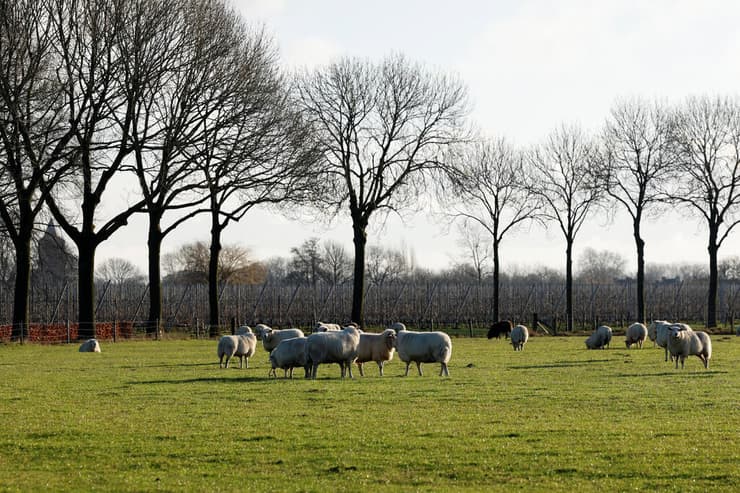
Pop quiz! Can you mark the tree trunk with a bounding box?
[492,239,500,322]
[208,220,222,337]
[11,232,32,340]
[565,239,574,331]
[350,217,368,326]
[146,218,163,335]
[77,238,97,340]
[634,219,646,324]
[707,226,719,328]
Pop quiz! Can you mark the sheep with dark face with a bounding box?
[355,329,396,376]
[667,325,712,369]
[487,320,513,339]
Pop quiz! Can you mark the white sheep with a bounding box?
[389,322,407,333]
[217,333,257,369]
[510,324,529,351]
[236,325,252,335]
[393,326,452,377]
[649,321,692,362]
[78,338,101,353]
[314,322,342,332]
[305,326,362,379]
[667,325,712,369]
[585,325,612,349]
[355,329,397,376]
[260,327,305,353]
[625,322,648,349]
[268,337,309,378]
[253,324,273,340]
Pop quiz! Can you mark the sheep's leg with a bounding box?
[288,367,294,379]
[377,361,384,376]
[311,363,319,379]
[347,361,354,379]
[416,362,423,376]
[219,355,224,368]
[245,357,249,369]
[358,362,365,377]
[225,356,231,369]
[440,363,449,377]
[404,362,411,376]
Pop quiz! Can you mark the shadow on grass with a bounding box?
[615,370,727,378]
[509,359,610,369]
[130,375,269,385]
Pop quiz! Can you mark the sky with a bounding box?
[99,0,740,276]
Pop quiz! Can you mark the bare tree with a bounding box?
[163,241,265,285]
[530,124,602,331]
[576,248,627,284]
[0,0,78,338]
[454,222,491,283]
[288,238,326,288]
[294,55,470,324]
[96,258,143,286]
[322,240,352,286]
[445,138,541,319]
[666,95,740,327]
[599,98,673,323]
[366,245,410,286]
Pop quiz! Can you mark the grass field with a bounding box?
[0,333,737,492]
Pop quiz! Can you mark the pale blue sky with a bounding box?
[102,0,740,274]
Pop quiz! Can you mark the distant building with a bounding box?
[35,222,77,283]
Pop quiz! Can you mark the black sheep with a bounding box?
[487,320,513,339]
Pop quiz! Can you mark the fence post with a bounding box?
[113,320,117,343]
[468,319,473,338]
[195,317,199,339]
[231,317,236,335]
[66,319,70,344]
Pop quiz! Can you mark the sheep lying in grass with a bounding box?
[355,329,396,376]
[79,338,101,353]
[268,337,309,378]
[306,326,362,379]
[510,325,529,351]
[487,320,513,339]
[625,322,647,349]
[667,325,712,369]
[393,325,452,377]
[217,333,257,369]
[260,327,305,353]
[585,325,612,350]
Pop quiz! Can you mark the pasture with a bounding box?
[0,333,737,492]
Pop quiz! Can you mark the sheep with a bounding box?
[648,320,691,362]
[78,338,101,353]
[305,326,362,379]
[268,337,310,379]
[217,333,257,369]
[667,325,712,369]
[355,329,397,376]
[236,325,252,335]
[314,322,342,332]
[487,320,513,339]
[389,322,407,333]
[253,324,273,340]
[393,326,452,377]
[260,327,305,353]
[625,322,648,349]
[510,324,529,351]
[585,325,612,350]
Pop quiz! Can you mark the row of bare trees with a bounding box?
[2,1,739,341]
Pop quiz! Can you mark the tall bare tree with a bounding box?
[0,0,79,337]
[42,0,172,338]
[322,240,352,286]
[445,138,541,319]
[294,55,470,324]
[599,98,673,323]
[667,95,740,327]
[530,124,602,331]
[455,222,491,284]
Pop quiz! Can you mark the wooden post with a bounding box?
[113,320,117,343]
[231,317,236,335]
[66,319,71,344]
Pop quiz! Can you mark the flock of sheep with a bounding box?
[217,322,452,378]
[582,320,713,369]
[78,317,714,375]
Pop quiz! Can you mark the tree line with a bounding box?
[2,0,740,340]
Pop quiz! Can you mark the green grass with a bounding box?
[0,335,738,492]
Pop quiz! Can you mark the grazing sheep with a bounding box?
[236,325,252,335]
[268,337,310,378]
[585,325,612,350]
[78,338,101,353]
[667,325,712,369]
[355,329,397,376]
[305,326,362,379]
[217,333,257,369]
[510,325,529,351]
[625,322,648,349]
[487,320,513,339]
[314,322,342,332]
[393,326,452,377]
[260,328,305,353]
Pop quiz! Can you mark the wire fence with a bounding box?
[2,277,739,343]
